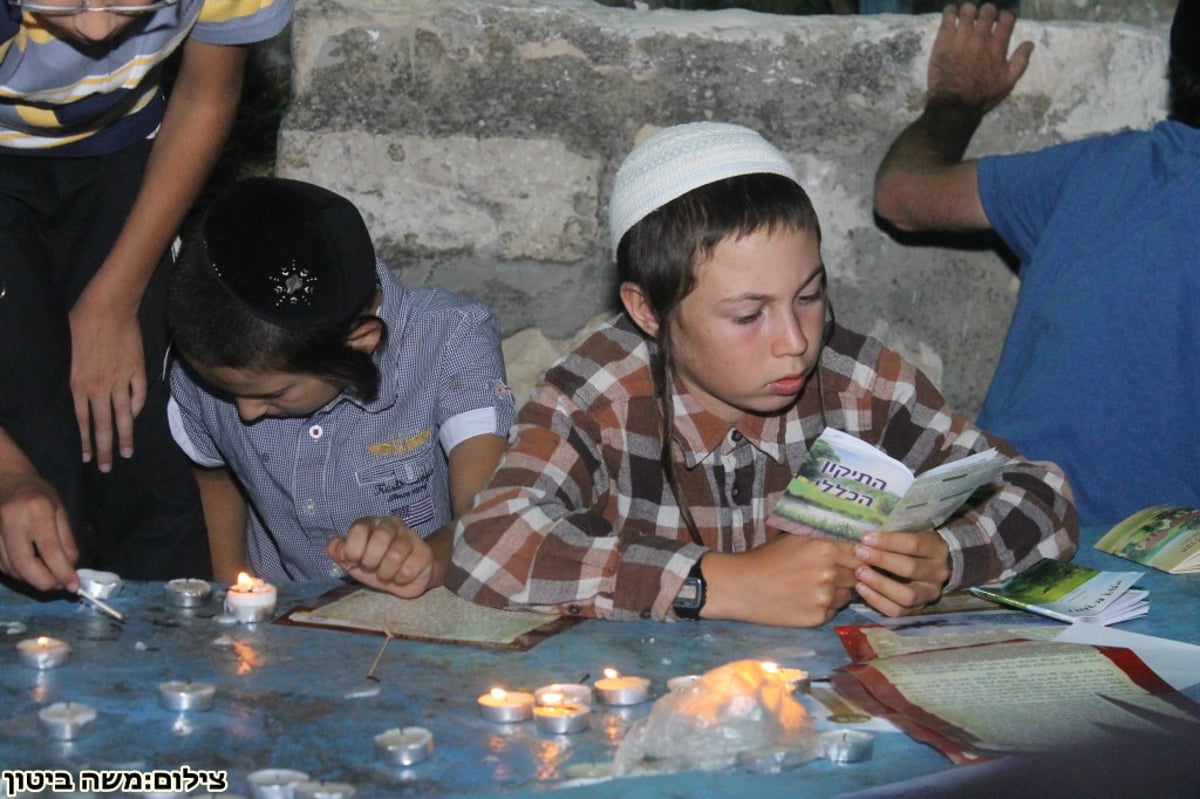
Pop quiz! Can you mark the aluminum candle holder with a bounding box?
[375,727,434,766]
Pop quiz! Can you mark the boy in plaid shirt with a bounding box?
[447,123,1077,626]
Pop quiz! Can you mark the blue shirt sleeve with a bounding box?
[978,138,1095,266]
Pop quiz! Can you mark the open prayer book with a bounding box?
[769,427,1006,541]
[968,558,1147,625]
[278,586,579,651]
[829,638,1200,765]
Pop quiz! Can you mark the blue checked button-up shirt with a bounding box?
[169,262,515,581]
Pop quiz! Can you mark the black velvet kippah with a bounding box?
[203,177,376,330]
[1173,0,1200,77]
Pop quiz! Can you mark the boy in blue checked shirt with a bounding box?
[166,177,515,598]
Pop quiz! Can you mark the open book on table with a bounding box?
[1094,504,1200,574]
[969,558,1148,625]
[769,427,1006,541]
[829,638,1200,764]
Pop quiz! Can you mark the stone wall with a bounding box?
[277,0,1169,416]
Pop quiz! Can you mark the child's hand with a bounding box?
[702,534,862,627]
[328,516,438,599]
[852,529,950,616]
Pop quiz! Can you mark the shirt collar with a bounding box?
[668,378,790,467]
[334,260,402,415]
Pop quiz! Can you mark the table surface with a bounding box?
[2,526,1198,799]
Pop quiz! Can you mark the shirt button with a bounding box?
[732,486,741,499]
[309,425,323,439]
[568,604,582,615]
[730,429,743,442]
[303,500,316,515]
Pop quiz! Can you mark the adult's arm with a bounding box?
[69,39,248,472]
[873,2,1033,232]
[0,427,78,591]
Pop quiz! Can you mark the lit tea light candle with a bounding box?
[534,682,593,707]
[165,578,213,608]
[224,573,277,623]
[292,781,355,799]
[157,680,216,712]
[246,769,310,799]
[533,692,591,734]
[666,674,702,693]
[76,568,122,599]
[374,726,434,766]
[820,729,875,763]
[476,687,535,723]
[16,636,71,670]
[762,661,810,693]
[594,668,650,705]
[37,701,97,741]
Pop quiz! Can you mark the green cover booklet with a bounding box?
[969,558,1148,626]
[1094,505,1200,574]
[769,427,1006,542]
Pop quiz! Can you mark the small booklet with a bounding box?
[969,558,1148,625]
[1093,504,1200,574]
[769,427,1006,541]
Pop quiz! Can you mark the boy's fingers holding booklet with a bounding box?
[853,529,950,616]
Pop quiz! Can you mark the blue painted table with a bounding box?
[2,526,1198,798]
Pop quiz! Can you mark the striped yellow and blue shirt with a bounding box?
[0,0,290,155]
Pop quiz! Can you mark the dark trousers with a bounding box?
[0,141,211,580]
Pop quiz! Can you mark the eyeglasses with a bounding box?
[11,0,177,16]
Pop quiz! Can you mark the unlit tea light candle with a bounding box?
[246,769,310,799]
[292,782,355,799]
[157,680,216,712]
[38,701,97,741]
[533,693,591,734]
[477,688,535,723]
[224,573,277,623]
[820,729,875,763]
[165,578,212,608]
[594,668,650,705]
[375,726,434,765]
[77,568,122,599]
[17,636,71,669]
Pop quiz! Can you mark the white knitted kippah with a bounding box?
[608,122,800,257]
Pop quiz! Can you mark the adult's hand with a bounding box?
[928,2,1034,112]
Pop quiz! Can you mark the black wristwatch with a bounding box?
[673,559,706,620]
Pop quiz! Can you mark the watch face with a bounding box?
[675,578,701,607]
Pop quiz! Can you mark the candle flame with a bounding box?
[602,667,619,680]
[541,691,563,706]
[236,572,255,590]
[762,661,780,674]
[490,687,507,701]
[36,636,50,646]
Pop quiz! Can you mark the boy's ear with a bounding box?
[346,317,384,354]
[619,282,660,337]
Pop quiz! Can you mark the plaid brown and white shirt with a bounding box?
[447,314,1078,621]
